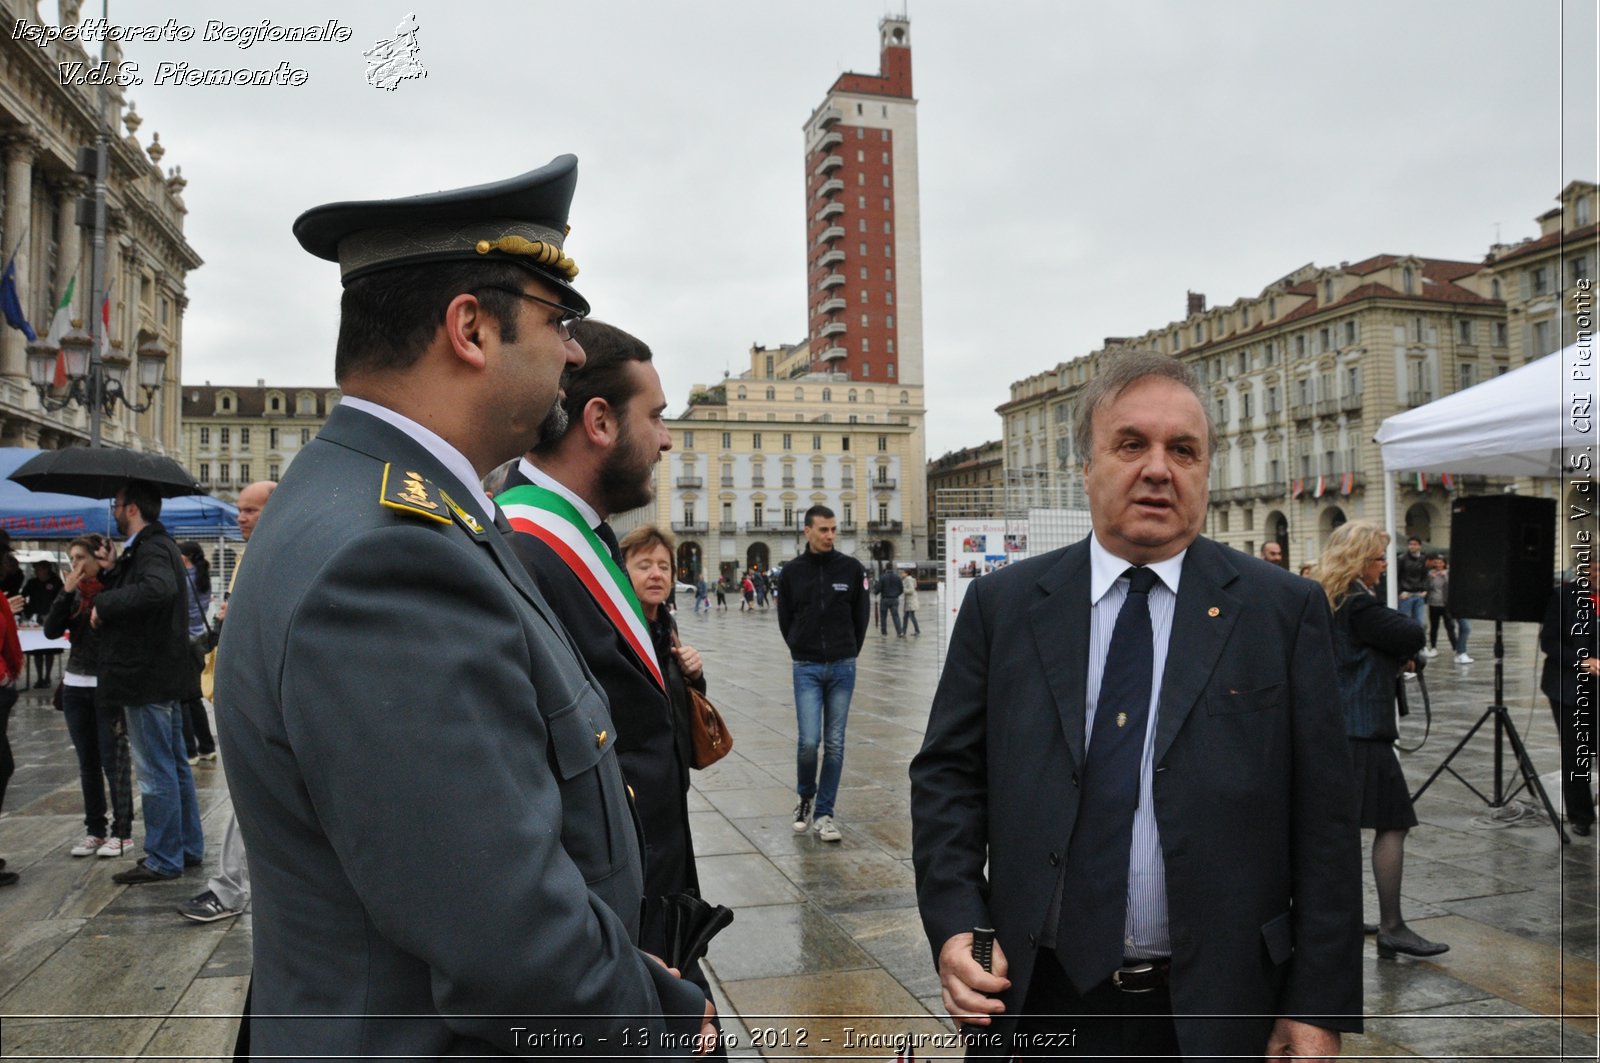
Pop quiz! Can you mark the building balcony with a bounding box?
[837,521,857,532]
[815,201,844,222]
[720,477,734,487]
[671,521,709,534]
[1290,403,1315,421]
[840,478,854,490]
[815,154,843,176]
[819,346,847,362]
[817,224,844,244]
[743,521,789,533]
[1314,399,1339,417]
[817,106,842,128]
[816,179,844,201]
[1405,391,1433,409]
[818,273,845,292]
[818,296,846,314]
[1235,414,1253,431]
[675,476,703,489]
[1340,393,1362,413]
[751,477,765,489]
[819,320,847,338]
[1253,483,1287,501]
[870,477,898,490]
[868,520,903,534]
[819,129,843,151]
[818,248,845,268]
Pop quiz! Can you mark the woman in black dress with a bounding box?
[1315,520,1445,959]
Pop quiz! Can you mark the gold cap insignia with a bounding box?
[379,464,450,524]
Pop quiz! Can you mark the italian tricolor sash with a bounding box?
[497,484,665,691]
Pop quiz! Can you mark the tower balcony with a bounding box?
[815,201,844,223]
[819,130,843,152]
[814,154,843,176]
[819,346,848,362]
[817,273,846,292]
[818,248,845,268]
[818,106,842,128]
[819,321,847,338]
[818,296,847,314]
[816,178,844,200]
[817,225,845,245]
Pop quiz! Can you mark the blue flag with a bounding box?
[1,256,37,342]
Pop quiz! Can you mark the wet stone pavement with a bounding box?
[0,593,1596,1060]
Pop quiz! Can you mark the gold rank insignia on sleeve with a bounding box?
[439,490,484,535]
[379,464,451,524]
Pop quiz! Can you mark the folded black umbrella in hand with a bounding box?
[640,891,735,971]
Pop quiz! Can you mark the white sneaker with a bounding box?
[813,815,842,843]
[1402,671,1417,681]
[96,837,133,858]
[70,836,106,857]
[1455,652,1474,664]
[1419,647,1439,658]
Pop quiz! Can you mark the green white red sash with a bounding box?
[496,483,665,690]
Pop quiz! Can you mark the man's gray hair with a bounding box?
[1072,350,1217,464]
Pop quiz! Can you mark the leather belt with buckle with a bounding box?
[1109,959,1171,993]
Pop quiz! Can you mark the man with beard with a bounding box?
[97,479,204,884]
[494,321,710,1001]
[214,159,714,1057]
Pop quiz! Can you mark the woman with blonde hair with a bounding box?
[1314,521,1443,958]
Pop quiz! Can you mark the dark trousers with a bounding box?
[0,683,16,813]
[181,697,216,757]
[1427,606,1458,651]
[880,599,904,635]
[1010,949,1181,1062]
[903,607,921,635]
[1549,695,1596,828]
[61,685,134,838]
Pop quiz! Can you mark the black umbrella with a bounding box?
[640,891,735,971]
[8,447,201,499]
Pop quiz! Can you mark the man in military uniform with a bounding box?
[215,156,714,1057]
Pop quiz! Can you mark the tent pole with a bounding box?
[1383,469,1399,609]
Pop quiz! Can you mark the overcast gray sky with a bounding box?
[60,0,1599,456]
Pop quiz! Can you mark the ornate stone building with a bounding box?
[0,0,200,453]
[925,440,1003,552]
[179,384,340,502]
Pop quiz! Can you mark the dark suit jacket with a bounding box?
[910,535,1362,1060]
[500,467,699,921]
[215,405,705,1058]
[1541,579,1595,706]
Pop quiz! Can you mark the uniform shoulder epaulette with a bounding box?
[438,489,485,535]
[379,464,451,524]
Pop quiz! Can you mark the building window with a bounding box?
[1345,320,1358,346]
[1458,320,1472,344]
[860,289,868,303]
[782,433,792,449]
[1579,196,1592,226]
[812,434,822,450]
[858,218,867,233]
[737,386,747,400]
[1319,327,1330,353]
[240,427,251,447]
[843,503,853,526]
[239,463,250,482]
[1295,335,1306,358]
[220,395,232,412]
[1491,278,1502,300]
[1532,266,1550,295]
[198,462,209,482]
[885,268,893,281]
[878,503,890,524]
[1494,322,1507,347]
[842,436,851,451]
[722,502,733,523]
[219,465,232,485]
[884,244,892,257]
[1402,267,1414,294]
[268,427,278,448]
[858,241,868,256]
[300,428,311,445]
[877,435,888,452]
[848,389,858,403]
[900,391,909,405]
[1460,363,1478,390]
[887,363,895,378]
[200,427,210,446]
[1573,256,1590,287]
[269,395,281,412]
[858,195,866,208]
[861,339,870,352]
[752,432,762,449]
[862,363,871,378]
[268,463,280,480]
[220,427,231,446]
[861,313,870,327]
[856,149,864,162]
[1533,320,1552,356]
[721,432,731,448]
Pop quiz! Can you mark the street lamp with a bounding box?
[25,325,166,421]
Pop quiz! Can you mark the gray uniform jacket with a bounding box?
[215,404,706,1057]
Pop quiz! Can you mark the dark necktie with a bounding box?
[492,508,513,536]
[1056,565,1159,993]
[594,521,624,567]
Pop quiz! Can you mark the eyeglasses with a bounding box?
[1368,556,1388,563]
[475,286,586,341]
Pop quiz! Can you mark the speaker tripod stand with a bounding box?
[1410,620,1569,844]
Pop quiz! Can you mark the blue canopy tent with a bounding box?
[1,447,241,541]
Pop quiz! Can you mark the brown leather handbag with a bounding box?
[671,629,733,768]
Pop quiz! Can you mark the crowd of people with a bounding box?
[0,157,1592,1061]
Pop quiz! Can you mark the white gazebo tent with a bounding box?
[1372,344,1579,607]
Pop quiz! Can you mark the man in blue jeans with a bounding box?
[777,506,869,843]
[1395,536,1429,626]
[94,480,205,884]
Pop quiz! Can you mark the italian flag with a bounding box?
[44,275,74,388]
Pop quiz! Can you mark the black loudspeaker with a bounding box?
[1448,494,1555,622]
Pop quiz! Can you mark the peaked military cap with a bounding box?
[292,154,589,314]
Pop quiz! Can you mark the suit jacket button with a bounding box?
[1028,932,1038,947]
[1048,851,1061,866]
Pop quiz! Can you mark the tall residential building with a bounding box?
[800,16,923,389]
[1482,180,1597,366]
[0,0,201,454]
[180,383,340,502]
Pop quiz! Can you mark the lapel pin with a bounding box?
[1207,606,1221,617]
[595,729,608,748]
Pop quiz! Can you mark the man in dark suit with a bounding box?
[215,157,713,1057]
[1540,578,1597,836]
[910,351,1361,1061]
[493,319,698,932]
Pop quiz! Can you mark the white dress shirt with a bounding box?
[515,458,603,532]
[1086,533,1186,959]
